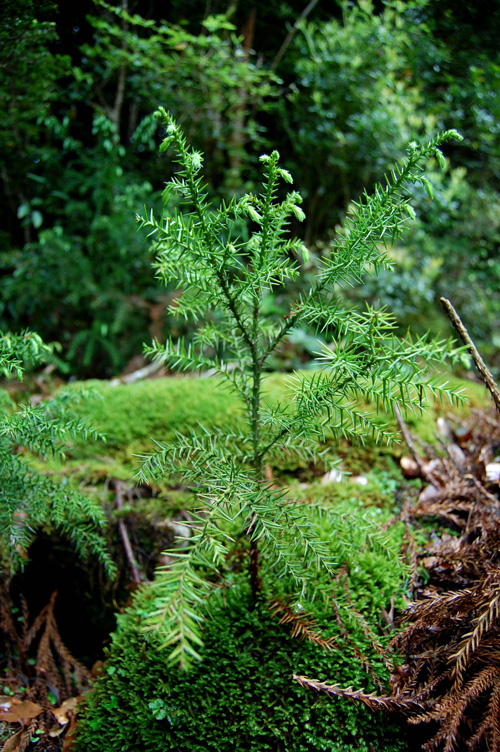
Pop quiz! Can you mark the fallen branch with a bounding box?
[109,359,163,386]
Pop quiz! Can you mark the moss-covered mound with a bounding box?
[75,583,407,752]
[43,370,488,484]
[73,377,245,449]
[73,372,486,450]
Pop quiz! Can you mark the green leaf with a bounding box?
[31,210,43,228]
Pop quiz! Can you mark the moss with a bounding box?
[293,473,402,513]
[76,489,409,752]
[32,369,485,484]
[87,370,487,445]
[25,368,486,511]
[76,581,408,752]
[68,377,245,451]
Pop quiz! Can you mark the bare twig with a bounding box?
[394,404,429,480]
[113,480,143,586]
[440,297,500,415]
[109,359,163,386]
[270,0,322,72]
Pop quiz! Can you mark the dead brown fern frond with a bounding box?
[268,599,338,651]
[402,519,419,594]
[0,589,91,752]
[452,580,500,679]
[27,590,91,699]
[489,682,500,752]
[292,674,428,714]
[0,576,26,684]
[422,667,500,752]
[296,402,500,752]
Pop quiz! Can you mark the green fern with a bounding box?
[136,110,464,668]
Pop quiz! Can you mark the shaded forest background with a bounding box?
[3,5,500,751]
[1,0,499,378]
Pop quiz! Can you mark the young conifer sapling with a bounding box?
[137,109,464,668]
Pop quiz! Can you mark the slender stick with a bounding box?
[393,404,427,478]
[270,0,322,72]
[440,297,500,415]
[114,480,142,586]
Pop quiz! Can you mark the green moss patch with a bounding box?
[37,370,487,484]
[76,581,408,752]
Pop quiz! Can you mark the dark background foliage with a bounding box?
[1,0,499,376]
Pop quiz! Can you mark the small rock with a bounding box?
[437,417,454,441]
[400,456,420,478]
[447,444,466,467]
[157,520,192,540]
[321,469,343,485]
[418,484,440,504]
[423,459,443,478]
[350,475,368,486]
[486,462,500,483]
[454,424,473,443]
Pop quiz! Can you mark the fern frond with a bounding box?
[269,599,338,651]
[293,675,427,714]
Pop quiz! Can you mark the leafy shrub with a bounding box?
[282,0,435,242]
[354,164,500,370]
[0,5,280,377]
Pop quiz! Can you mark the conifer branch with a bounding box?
[293,675,427,714]
[261,130,463,362]
[269,599,338,650]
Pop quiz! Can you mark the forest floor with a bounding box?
[1,369,499,752]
